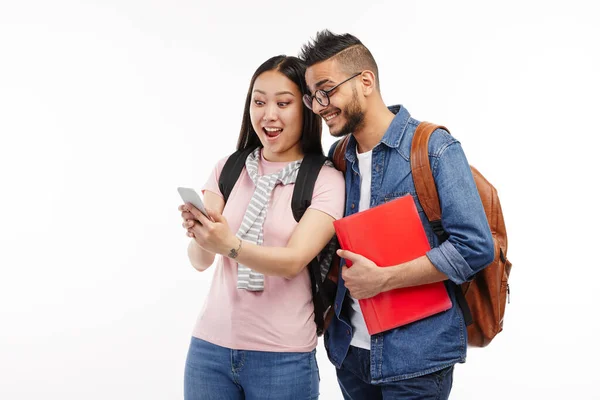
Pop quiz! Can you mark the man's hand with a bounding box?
[338,249,388,300]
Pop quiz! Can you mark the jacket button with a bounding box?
[346,330,351,336]
[351,203,355,209]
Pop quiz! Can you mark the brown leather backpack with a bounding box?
[331,122,512,347]
[411,122,511,347]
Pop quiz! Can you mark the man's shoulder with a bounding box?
[396,119,459,160]
[427,126,459,158]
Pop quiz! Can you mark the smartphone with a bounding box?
[177,187,210,218]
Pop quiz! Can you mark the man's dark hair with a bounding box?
[299,30,380,89]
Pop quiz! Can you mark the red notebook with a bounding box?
[333,194,452,335]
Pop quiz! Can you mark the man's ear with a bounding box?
[359,70,377,96]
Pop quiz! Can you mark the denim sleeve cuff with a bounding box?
[426,240,474,285]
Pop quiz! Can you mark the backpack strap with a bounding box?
[218,146,257,202]
[411,122,450,241]
[411,122,445,223]
[410,122,473,326]
[291,153,330,335]
[291,153,328,222]
[308,257,325,335]
[332,135,350,173]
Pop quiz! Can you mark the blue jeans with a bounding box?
[184,337,320,400]
[336,346,454,400]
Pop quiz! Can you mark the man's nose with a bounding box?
[311,98,326,115]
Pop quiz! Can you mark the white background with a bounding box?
[1,0,598,399]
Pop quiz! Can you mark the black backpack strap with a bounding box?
[430,227,473,326]
[307,258,325,335]
[291,153,328,222]
[455,284,473,326]
[307,252,338,336]
[291,153,329,334]
[218,146,257,203]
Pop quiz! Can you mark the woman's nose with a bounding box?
[262,103,278,122]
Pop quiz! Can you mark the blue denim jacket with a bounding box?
[325,105,494,382]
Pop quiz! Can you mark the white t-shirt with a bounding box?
[348,148,373,350]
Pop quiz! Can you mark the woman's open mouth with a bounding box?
[263,127,283,139]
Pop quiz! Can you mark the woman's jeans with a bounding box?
[184,337,320,400]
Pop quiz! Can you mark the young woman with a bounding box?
[179,55,344,400]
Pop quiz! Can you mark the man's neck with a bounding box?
[353,103,395,154]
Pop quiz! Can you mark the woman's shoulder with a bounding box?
[309,162,345,201]
[211,153,237,177]
[315,162,344,186]
[305,162,345,219]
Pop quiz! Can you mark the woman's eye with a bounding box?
[277,102,290,107]
[254,100,264,106]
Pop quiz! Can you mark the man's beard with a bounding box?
[331,91,365,138]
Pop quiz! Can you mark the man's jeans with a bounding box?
[336,345,454,400]
[184,337,320,400]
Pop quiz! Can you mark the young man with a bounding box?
[300,30,495,399]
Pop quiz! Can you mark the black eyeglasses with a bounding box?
[302,72,362,110]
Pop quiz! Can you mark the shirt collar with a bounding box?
[344,104,411,163]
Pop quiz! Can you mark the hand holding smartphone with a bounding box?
[177,187,210,219]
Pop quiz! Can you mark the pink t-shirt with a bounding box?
[192,151,345,352]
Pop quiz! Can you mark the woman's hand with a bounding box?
[182,203,239,256]
[178,204,198,238]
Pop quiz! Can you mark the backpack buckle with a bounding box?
[431,220,449,242]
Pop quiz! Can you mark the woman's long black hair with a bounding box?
[236,55,323,156]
